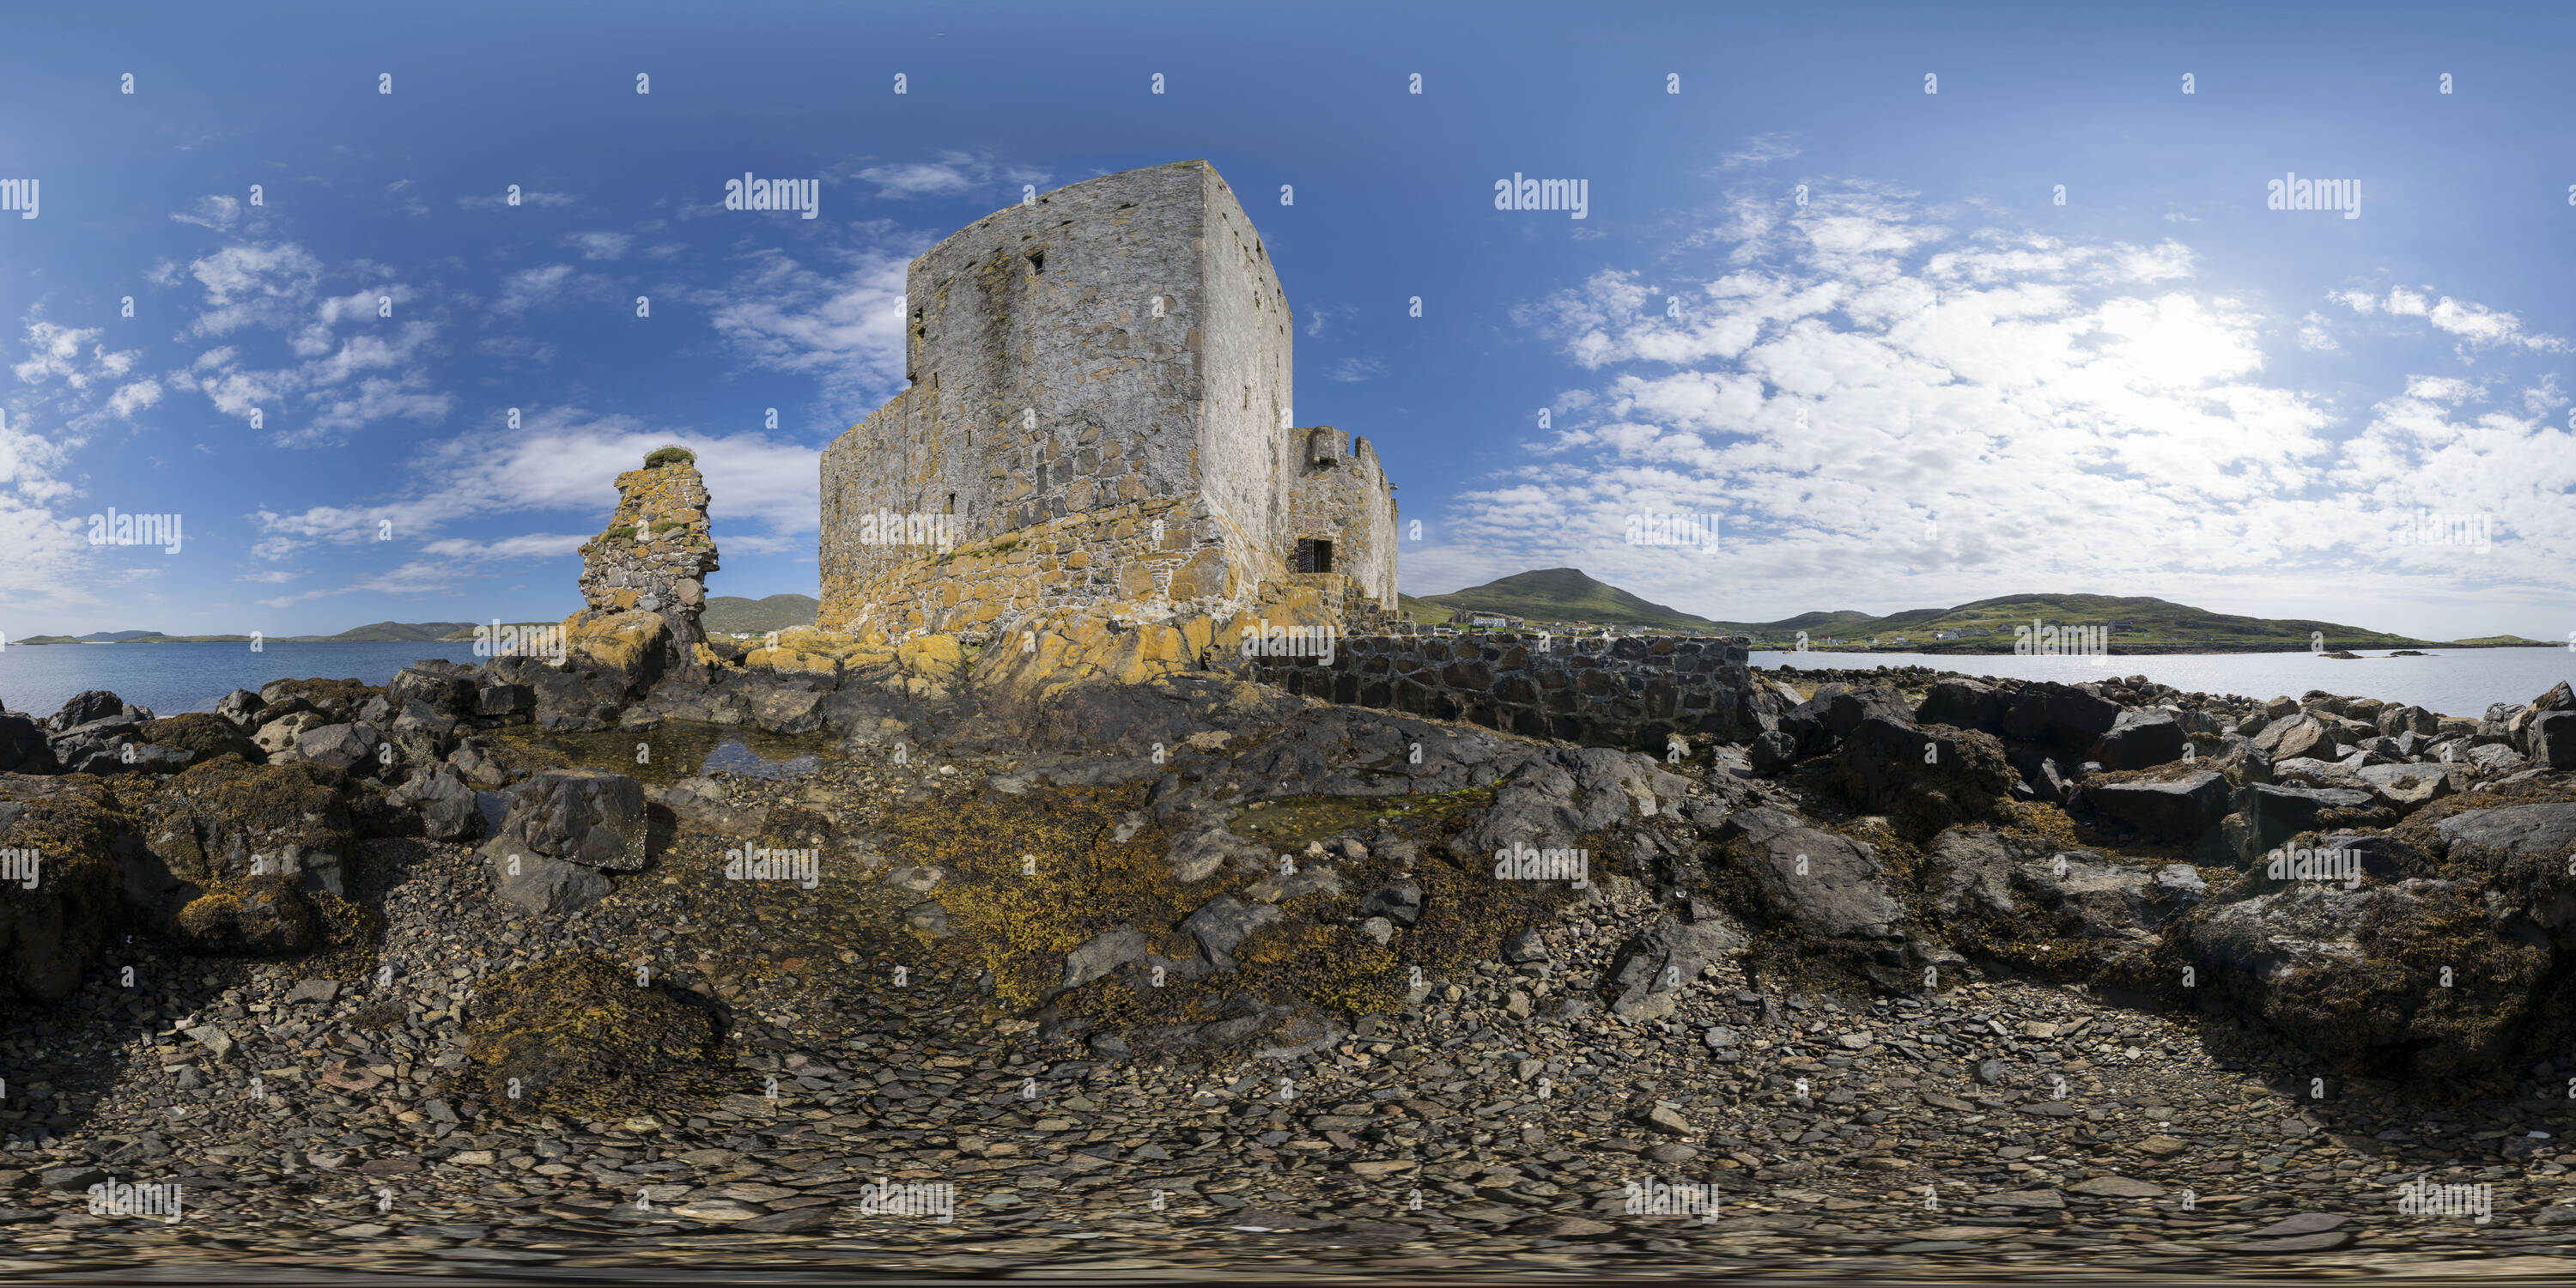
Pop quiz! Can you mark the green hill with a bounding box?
[1415,568,1716,629]
[1707,592,2441,653]
[703,593,819,635]
[322,621,477,642]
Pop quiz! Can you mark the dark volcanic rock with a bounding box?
[2087,770,2229,842]
[1830,714,2014,832]
[2002,683,2121,748]
[2238,782,2384,862]
[2088,709,2189,770]
[494,769,648,871]
[1915,679,2004,734]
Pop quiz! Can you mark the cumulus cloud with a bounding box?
[1423,185,2572,630]
[160,243,452,444]
[705,246,910,406]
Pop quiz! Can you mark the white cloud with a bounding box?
[420,532,587,559]
[2334,286,2561,352]
[564,231,633,261]
[843,151,1053,200]
[170,195,241,230]
[1429,186,2573,635]
[1717,133,1801,170]
[493,264,580,314]
[458,191,574,210]
[705,246,909,405]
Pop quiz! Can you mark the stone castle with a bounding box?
[816,161,1397,647]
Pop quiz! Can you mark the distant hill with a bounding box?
[1398,575,2537,653]
[1701,592,2437,653]
[703,593,820,635]
[1415,568,1716,629]
[324,621,477,642]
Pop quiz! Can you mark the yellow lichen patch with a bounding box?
[563,609,667,672]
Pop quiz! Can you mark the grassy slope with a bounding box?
[1413,568,1716,629]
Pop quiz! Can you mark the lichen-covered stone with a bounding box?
[463,955,725,1118]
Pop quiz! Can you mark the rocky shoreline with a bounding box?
[2,451,2572,1276]
[0,634,2565,1274]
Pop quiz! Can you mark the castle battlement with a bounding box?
[817,161,1396,645]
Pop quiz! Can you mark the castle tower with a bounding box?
[817,161,1396,645]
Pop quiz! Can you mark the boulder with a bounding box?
[138,713,260,769]
[1747,728,1797,775]
[493,769,648,871]
[130,758,361,920]
[1735,824,1902,939]
[389,665,477,718]
[47,690,137,733]
[2238,782,2384,863]
[2086,771,2229,842]
[2531,711,2576,770]
[2254,714,2332,763]
[484,841,612,915]
[2467,743,2530,775]
[1180,894,1282,972]
[1355,879,1423,927]
[2002,684,2122,748]
[475,683,537,720]
[388,764,485,841]
[1063,927,1149,989]
[1607,907,1747,1018]
[0,714,58,775]
[171,875,317,955]
[2176,876,2549,1083]
[214,688,265,728]
[1924,829,2202,981]
[1916,679,2004,733]
[2089,709,2189,770]
[295,723,382,773]
[1830,713,2014,831]
[0,775,127,1003]
[2352,762,2457,815]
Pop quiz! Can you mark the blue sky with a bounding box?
[3,0,2569,638]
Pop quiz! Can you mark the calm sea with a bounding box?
[0,641,488,721]
[1752,647,2575,720]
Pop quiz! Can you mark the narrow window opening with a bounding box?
[1296,538,1334,574]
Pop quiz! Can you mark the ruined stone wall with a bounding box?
[1244,632,1763,752]
[1279,428,1398,610]
[576,450,719,661]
